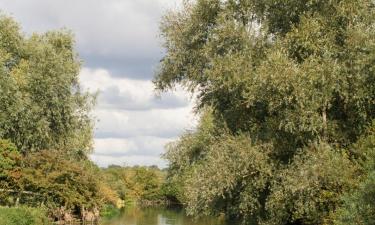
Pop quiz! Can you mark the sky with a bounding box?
[0,0,197,168]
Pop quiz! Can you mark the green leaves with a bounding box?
[0,15,95,154]
[334,171,375,225]
[265,143,358,225]
[0,139,21,178]
[17,150,105,210]
[184,134,274,221]
[101,166,167,204]
[157,0,375,224]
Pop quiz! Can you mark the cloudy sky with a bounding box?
[0,0,197,167]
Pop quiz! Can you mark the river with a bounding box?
[100,206,236,225]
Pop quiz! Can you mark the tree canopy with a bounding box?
[0,14,95,155]
[156,0,375,224]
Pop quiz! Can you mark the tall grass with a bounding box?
[0,207,50,225]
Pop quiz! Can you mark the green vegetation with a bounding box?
[0,15,94,154]
[334,125,375,224]
[101,165,170,205]
[0,14,110,221]
[1,1,375,224]
[334,172,375,225]
[155,0,375,224]
[0,207,49,225]
[100,204,122,220]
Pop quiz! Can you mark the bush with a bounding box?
[19,150,105,211]
[0,207,49,225]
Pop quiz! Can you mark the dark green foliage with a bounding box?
[335,171,375,225]
[351,121,375,172]
[334,123,375,225]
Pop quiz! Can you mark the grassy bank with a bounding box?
[0,207,49,225]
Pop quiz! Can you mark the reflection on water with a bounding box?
[101,207,234,225]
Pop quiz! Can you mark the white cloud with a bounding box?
[94,136,173,157]
[80,68,190,111]
[94,107,195,139]
[79,68,197,167]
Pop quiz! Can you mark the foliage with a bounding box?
[99,204,121,219]
[0,14,101,219]
[184,134,274,222]
[101,166,167,205]
[333,123,375,225]
[18,150,104,210]
[0,139,23,205]
[0,139,21,178]
[334,171,375,225]
[0,14,95,155]
[265,143,358,225]
[0,145,115,218]
[0,207,49,225]
[351,121,375,172]
[156,0,375,224]
[163,109,217,204]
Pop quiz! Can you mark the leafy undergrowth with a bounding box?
[0,207,50,225]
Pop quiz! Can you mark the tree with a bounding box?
[0,15,95,155]
[0,15,102,219]
[156,0,375,224]
[101,166,167,205]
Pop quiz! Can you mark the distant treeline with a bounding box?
[101,165,178,206]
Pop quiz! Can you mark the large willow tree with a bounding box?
[155,0,375,224]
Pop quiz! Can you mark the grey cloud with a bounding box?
[94,119,189,139]
[82,54,161,79]
[0,0,171,79]
[98,85,188,111]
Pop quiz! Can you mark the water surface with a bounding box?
[101,207,234,225]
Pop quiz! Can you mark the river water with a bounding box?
[101,207,235,225]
